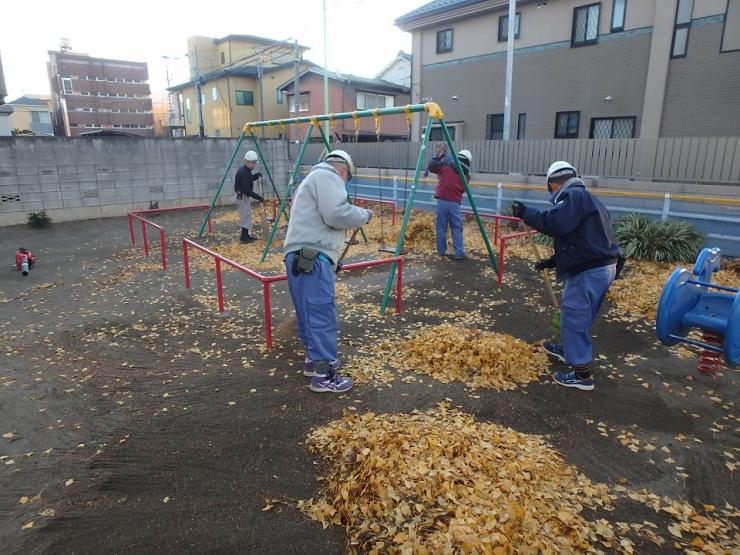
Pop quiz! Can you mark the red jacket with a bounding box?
[428,157,469,204]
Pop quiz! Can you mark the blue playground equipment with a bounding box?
[656,247,740,373]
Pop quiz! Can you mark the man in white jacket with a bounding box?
[283,150,373,393]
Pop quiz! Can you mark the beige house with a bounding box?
[397,0,740,140]
[168,34,313,137]
[7,95,54,135]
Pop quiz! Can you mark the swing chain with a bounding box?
[352,112,361,142]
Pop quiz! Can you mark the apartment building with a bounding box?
[7,95,54,135]
[396,0,740,140]
[168,34,312,137]
[278,68,411,141]
[47,49,154,137]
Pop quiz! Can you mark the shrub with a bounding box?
[27,210,52,228]
[614,214,703,263]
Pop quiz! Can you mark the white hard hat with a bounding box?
[244,151,259,162]
[457,149,472,164]
[325,149,356,179]
[546,160,576,181]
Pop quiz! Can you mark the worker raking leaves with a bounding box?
[512,161,625,391]
[234,150,265,244]
[283,150,373,394]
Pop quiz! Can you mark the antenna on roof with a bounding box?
[60,38,72,52]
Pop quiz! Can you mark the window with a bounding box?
[555,111,580,138]
[201,93,206,106]
[185,98,192,123]
[235,90,254,106]
[590,116,635,138]
[486,113,504,140]
[429,125,454,141]
[517,113,527,140]
[80,91,91,96]
[722,0,740,52]
[572,3,600,46]
[276,89,283,104]
[611,0,626,31]
[61,78,73,94]
[356,92,394,110]
[220,51,226,64]
[288,93,309,113]
[498,13,521,42]
[212,86,218,102]
[96,76,105,81]
[671,0,693,58]
[436,28,453,53]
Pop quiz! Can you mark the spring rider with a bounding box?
[656,247,740,374]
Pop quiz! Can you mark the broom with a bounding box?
[519,221,561,335]
[272,227,362,341]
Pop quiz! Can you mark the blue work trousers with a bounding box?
[285,252,337,365]
[561,264,617,366]
[436,199,464,257]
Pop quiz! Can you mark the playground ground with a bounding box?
[0,208,738,553]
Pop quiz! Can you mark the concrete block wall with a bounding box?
[0,137,290,226]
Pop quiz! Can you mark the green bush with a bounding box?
[27,210,52,228]
[614,214,703,263]
[533,233,554,247]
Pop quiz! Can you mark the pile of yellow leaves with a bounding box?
[300,403,617,554]
[301,405,740,554]
[390,323,548,390]
[608,260,740,322]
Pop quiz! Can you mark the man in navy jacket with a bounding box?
[512,161,622,391]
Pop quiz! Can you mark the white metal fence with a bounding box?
[296,136,740,184]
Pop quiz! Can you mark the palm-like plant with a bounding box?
[614,214,703,263]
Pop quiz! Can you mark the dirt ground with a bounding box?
[0,208,738,554]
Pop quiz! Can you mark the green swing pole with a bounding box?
[440,121,499,274]
[314,124,369,244]
[259,125,315,262]
[197,130,246,237]
[379,118,434,314]
[249,130,282,202]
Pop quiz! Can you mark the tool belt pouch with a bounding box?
[292,247,318,276]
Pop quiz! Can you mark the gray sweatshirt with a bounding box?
[283,162,371,264]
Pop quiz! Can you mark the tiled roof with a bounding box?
[7,96,49,107]
[277,68,410,93]
[395,0,486,25]
[167,61,312,91]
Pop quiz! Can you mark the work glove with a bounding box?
[423,170,429,178]
[615,255,627,279]
[366,209,374,223]
[511,201,526,219]
[534,255,556,272]
[253,172,262,180]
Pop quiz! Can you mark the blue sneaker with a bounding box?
[309,373,353,393]
[303,358,341,377]
[553,370,594,391]
[542,341,565,363]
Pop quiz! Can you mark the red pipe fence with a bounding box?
[182,238,404,349]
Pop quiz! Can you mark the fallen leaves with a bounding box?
[394,324,548,390]
[300,403,617,553]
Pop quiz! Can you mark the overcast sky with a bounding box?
[1,0,423,102]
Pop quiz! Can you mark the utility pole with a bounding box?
[193,46,205,138]
[292,40,301,142]
[503,0,516,140]
[257,56,265,138]
[323,0,330,139]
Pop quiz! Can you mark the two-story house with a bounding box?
[396,0,740,140]
[168,34,314,137]
[7,96,54,135]
[278,68,411,142]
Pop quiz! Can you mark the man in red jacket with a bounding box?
[427,149,471,261]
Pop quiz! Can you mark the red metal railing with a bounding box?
[182,239,404,349]
[497,229,539,285]
[461,210,520,247]
[127,204,213,270]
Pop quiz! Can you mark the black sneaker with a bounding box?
[542,341,565,362]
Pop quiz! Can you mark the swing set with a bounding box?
[197,102,499,314]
